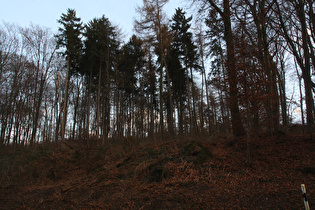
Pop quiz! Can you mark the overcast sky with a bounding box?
[0,0,188,38]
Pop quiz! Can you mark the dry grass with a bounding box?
[0,134,314,209]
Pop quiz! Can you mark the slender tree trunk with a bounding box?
[223,0,246,137]
[61,58,70,143]
[102,42,111,145]
[200,33,211,134]
[148,53,155,138]
[159,63,164,140]
[190,67,199,135]
[31,77,46,144]
[3,61,23,145]
[297,0,314,139]
[186,63,192,135]
[72,77,80,140]
[0,87,15,145]
[56,73,61,142]
[299,75,306,131]
[200,71,205,134]
[132,77,135,137]
[150,94,155,137]
[163,57,174,136]
[97,62,102,138]
[87,70,92,138]
[179,93,184,135]
[246,101,251,165]
[278,58,287,126]
[115,71,120,138]
[295,58,305,130]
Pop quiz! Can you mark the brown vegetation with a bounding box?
[0,133,314,209]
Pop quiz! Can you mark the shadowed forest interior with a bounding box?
[1,0,315,145]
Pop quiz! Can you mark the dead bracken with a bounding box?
[0,134,314,209]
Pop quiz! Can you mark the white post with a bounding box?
[301,184,310,210]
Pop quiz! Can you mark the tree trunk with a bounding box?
[276,0,314,138]
[222,0,246,137]
[61,58,70,143]
[163,57,174,136]
[296,60,305,131]
[186,62,193,135]
[87,70,92,138]
[72,77,80,140]
[199,30,211,134]
[297,0,314,139]
[97,62,102,138]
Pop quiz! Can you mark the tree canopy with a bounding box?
[0,0,314,146]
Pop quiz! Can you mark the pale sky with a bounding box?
[0,0,187,38]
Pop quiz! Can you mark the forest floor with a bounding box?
[0,132,314,209]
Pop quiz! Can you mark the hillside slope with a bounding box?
[0,134,314,209]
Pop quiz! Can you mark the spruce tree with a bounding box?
[56,8,83,142]
[83,15,119,142]
[170,8,199,135]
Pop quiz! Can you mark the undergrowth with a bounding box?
[0,134,314,209]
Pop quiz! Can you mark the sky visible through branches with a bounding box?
[0,0,185,38]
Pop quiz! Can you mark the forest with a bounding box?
[0,0,314,146]
[0,0,315,208]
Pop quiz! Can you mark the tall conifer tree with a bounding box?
[56,8,83,142]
